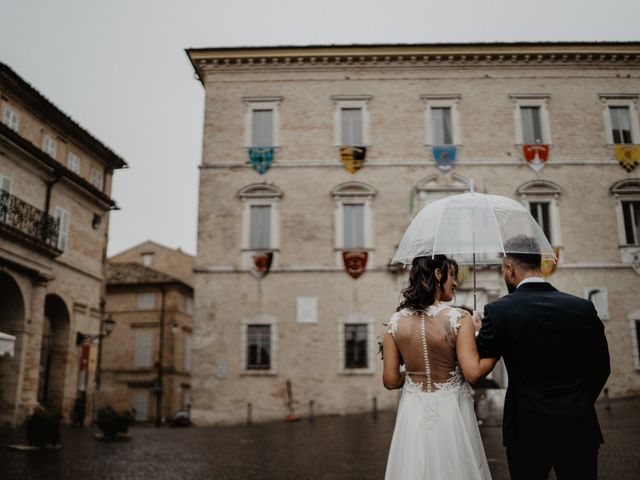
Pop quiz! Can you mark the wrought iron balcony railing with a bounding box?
[0,190,60,249]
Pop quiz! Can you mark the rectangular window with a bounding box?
[610,107,633,144]
[90,168,103,190]
[137,292,155,310]
[341,108,363,145]
[141,253,153,267]
[183,336,192,371]
[67,153,81,174]
[250,205,271,249]
[2,106,20,131]
[529,202,551,241]
[131,390,149,421]
[42,135,57,158]
[251,109,273,147]
[1,175,12,193]
[344,324,368,369]
[431,107,453,145]
[185,297,194,315]
[521,107,543,144]
[343,203,365,249]
[54,206,70,251]
[133,333,153,368]
[622,201,640,244]
[247,325,271,369]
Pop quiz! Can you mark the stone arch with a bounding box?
[238,182,283,199]
[516,179,563,197]
[0,271,26,425]
[330,181,377,199]
[38,294,71,414]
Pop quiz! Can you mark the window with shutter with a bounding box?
[341,108,363,145]
[133,333,153,368]
[137,292,155,310]
[521,106,543,144]
[183,336,192,371]
[431,107,453,145]
[2,106,20,131]
[67,153,81,174]
[251,109,273,146]
[54,206,70,250]
[250,205,271,249]
[343,203,365,249]
[609,107,633,144]
[43,135,57,158]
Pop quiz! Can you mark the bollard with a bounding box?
[372,396,378,419]
[247,402,252,426]
[308,400,315,422]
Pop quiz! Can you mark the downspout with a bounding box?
[42,173,61,241]
[155,286,166,427]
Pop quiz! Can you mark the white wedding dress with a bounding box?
[384,304,492,480]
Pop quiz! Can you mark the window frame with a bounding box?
[331,95,372,147]
[415,173,472,211]
[240,313,278,375]
[67,152,81,174]
[610,179,640,263]
[516,180,564,252]
[420,94,462,146]
[243,96,282,148]
[629,309,640,371]
[183,335,192,371]
[137,292,156,310]
[239,183,283,269]
[509,94,552,146]
[90,167,104,190]
[2,105,20,132]
[598,94,640,145]
[54,206,70,251]
[337,313,375,375]
[133,332,154,368]
[42,134,58,159]
[331,181,376,266]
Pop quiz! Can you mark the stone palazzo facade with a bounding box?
[0,63,126,426]
[186,43,640,425]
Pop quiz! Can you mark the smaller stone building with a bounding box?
[102,242,194,422]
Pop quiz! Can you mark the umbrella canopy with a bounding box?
[393,192,556,265]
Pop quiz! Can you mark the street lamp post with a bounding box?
[76,314,116,424]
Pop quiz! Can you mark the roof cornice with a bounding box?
[0,63,127,170]
[186,42,640,84]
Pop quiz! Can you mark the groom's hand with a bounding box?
[471,312,482,332]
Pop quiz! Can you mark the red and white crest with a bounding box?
[523,144,549,172]
[342,251,368,279]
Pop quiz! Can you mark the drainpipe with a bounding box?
[155,286,166,427]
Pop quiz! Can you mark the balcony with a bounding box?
[0,190,61,256]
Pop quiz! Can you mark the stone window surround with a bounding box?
[337,312,376,375]
[420,94,462,147]
[331,95,372,147]
[238,183,283,269]
[67,152,81,174]
[610,178,640,263]
[240,313,278,376]
[598,94,640,145]
[415,173,472,210]
[54,205,70,251]
[331,181,376,267]
[2,105,20,131]
[90,167,104,190]
[509,93,553,146]
[42,133,58,159]
[516,179,564,258]
[630,310,640,371]
[242,96,283,148]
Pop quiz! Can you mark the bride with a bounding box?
[383,255,496,479]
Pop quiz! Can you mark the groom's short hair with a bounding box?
[503,235,541,271]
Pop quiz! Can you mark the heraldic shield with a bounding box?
[614,145,640,172]
[541,247,561,277]
[251,251,273,279]
[248,147,274,174]
[340,146,367,173]
[342,251,368,279]
[523,144,549,172]
[432,145,457,172]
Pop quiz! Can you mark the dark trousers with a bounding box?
[506,445,599,480]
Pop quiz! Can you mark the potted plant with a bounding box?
[26,407,62,448]
[96,406,133,439]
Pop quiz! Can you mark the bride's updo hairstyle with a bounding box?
[397,255,458,312]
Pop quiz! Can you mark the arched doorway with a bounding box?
[37,294,70,414]
[0,271,25,425]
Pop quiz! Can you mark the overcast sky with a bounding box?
[1,0,639,256]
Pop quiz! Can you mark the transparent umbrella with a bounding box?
[392,192,556,310]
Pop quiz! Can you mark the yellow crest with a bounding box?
[541,247,561,277]
[340,146,366,173]
[614,145,640,172]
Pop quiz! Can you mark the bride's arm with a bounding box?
[382,332,405,390]
[456,312,498,384]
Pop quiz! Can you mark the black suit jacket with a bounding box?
[476,282,610,448]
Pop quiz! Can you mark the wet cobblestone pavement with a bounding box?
[1,396,638,479]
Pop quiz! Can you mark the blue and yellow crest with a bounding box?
[248,147,274,174]
[432,146,457,171]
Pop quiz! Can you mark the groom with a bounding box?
[476,235,610,480]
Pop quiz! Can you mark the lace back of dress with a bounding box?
[391,306,462,392]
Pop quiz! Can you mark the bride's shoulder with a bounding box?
[443,306,471,333]
[386,308,418,336]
